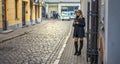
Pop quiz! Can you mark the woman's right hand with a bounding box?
[73,21,76,24]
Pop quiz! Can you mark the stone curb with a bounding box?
[0,28,33,43]
[0,20,49,43]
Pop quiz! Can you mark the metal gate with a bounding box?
[87,0,99,64]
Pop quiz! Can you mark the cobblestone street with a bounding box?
[0,20,72,64]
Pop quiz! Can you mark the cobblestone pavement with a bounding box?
[0,20,72,64]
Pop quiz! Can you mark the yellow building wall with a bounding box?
[5,0,22,26]
[37,6,39,19]
[7,0,31,26]
[39,6,42,19]
[31,5,41,21]
[6,0,16,26]
[25,0,30,22]
[22,0,28,2]
[39,6,42,18]
[0,0,2,28]
[0,0,42,29]
[22,0,30,22]
[32,5,35,20]
[16,0,22,24]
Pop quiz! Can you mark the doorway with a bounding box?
[35,6,37,22]
[42,6,46,17]
[22,2,26,26]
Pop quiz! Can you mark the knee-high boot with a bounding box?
[74,42,78,55]
[77,40,83,56]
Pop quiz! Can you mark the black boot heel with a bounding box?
[74,52,78,55]
[77,51,81,56]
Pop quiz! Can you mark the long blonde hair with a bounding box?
[77,10,83,18]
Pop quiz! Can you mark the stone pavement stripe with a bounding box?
[53,24,72,64]
[46,37,65,64]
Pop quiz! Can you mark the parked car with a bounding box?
[60,11,70,21]
[69,11,75,19]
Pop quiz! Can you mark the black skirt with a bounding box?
[73,26,85,38]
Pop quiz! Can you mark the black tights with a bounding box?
[74,41,78,53]
[79,40,83,52]
[74,40,83,53]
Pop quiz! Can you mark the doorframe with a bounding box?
[35,5,37,23]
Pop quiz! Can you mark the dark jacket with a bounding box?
[73,17,85,38]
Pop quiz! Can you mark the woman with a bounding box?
[73,10,85,56]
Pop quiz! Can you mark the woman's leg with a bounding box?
[77,38,84,56]
[74,38,78,55]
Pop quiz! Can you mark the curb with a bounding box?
[0,24,39,43]
[0,29,32,43]
[53,25,72,64]
[0,30,14,34]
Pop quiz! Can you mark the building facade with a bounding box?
[0,0,42,32]
[45,0,80,18]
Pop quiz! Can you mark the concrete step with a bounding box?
[0,30,14,34]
